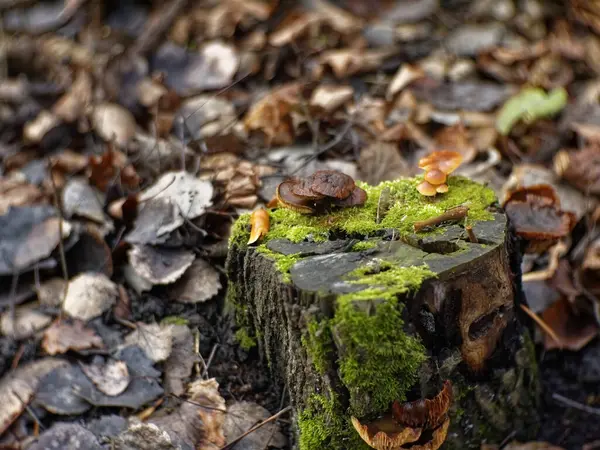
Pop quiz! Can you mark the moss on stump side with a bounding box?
[226,176,539,450]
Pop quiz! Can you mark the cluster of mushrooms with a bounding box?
[272,170,367,214]
[352,381,453,450]
[416,150,463,196]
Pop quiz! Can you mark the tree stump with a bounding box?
[226,177,540,450]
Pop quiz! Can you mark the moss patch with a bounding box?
[229,176,495,251]
[255,247,302,283]
[235,328,257,350]
[350,241,378,252]
[301,319,333,375]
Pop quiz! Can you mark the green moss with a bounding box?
[160,316,189,326]
[298,393,370,450]
[350,241,377,252]
[255,247,302,283]
[235,328,257,350]
[302,319,333,375]
[228,176,496,251]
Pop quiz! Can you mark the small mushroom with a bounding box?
[290,179,326,200]
[424,169,447,185]
[305,170,356,199]
[407,417,450,450]
[392,381,453,429]
[333,186,368,207]
[435,184,448,194]
[275,180,316,214]
[351,415,422,450]
[416,181,438,197]
[418,150,463,174]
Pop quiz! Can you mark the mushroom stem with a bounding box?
[465,225,478,243]
[413,205,469,232]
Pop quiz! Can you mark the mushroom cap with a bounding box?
[502,184,560,208]
[435,184,449,194]
[333,186,368,207]
[424,169,447,185]
[276,180,316,214]
[289,179,326,200]
[392,380,452,429]
[419,150,463,174]
[408,417,450,450]
[417,180,438,196]
[306,170,356,199]
[351,415,422,450]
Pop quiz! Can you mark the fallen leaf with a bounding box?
[129,244,195,286]
[169,258,222,303]
[447,23,504,56]
[112,422,178,450]
[554,146,600,195]
[248,208,269,245]
[42,319,104,355]
[151,41,239,95]
[36,277,67,307]
[125,198,179,245]
[496,87,568,135]
[23,110,60,144]
[28,423,103,450]
[66,225,114,277]
[62,177,106,223]
[318,48,392,78]
[52,69,93,123]
[358,141,410,185]
[0,358,69,435]
[138,171,214,224]
[63,272,118,321]
[223,401,287,450]
[542,297,599,351]
[13,216,72,271]
[125,323,173,362]
[0,174,46,214]
[0,303,52,339]
[88,146,141,192]
[433,123,477,164]
[163,325,196,396]
[80,359,130,396]
[91,103,137,147]
[309,85,354,113]
[387,64,425,99]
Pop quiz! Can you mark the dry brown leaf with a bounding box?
[52,69,92,123]
[163,325,195,396]
[129,245,195,286]
[387,64,425,99]
[88,146,141,192]
[310,85,353,113]
[554,146,600,195]
[358,141,410,185]
[63,272,118,320]
[23,110,60,143]
[0,175,46,214]
[13,216,72,271]
[36,277,67,307]
[42,319,104,355]
[318,48,392,78]
[542,297,599,351]
[433,123,477,164]
[248,208,269,245]
[244,82,304,146]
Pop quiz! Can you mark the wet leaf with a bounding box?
[62,177,106,223]
[248,208,269,244]
[42,319,104,355]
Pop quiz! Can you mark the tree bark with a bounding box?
[226,190,539,450]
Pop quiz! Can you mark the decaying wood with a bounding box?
[226,210,540,449]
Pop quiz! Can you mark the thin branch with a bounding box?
[552,393,600,416]
[220,406,292,450]
[519,304,563,348]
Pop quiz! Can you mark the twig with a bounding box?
[552,393,600,416]
[413,205,470,232]
[202,343,219,378]
[130,0,189,55]
[262,387,287,450]
[47,158,69,320]
[465,225,478,243]
[519,304,563,348]
[220,406,292,450]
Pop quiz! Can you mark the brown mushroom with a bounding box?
[333,186,368,207]
[424,169,447,185]
[351,415,422,450]
[305,170,356,199]
[275,180,316,214]
[418,150,463,174]
[406,417,450,450]
[392,381,453,429]
[290,179,327,200]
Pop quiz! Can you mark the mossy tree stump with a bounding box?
[226,177,540,450]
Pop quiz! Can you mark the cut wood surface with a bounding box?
[226,176,540,450]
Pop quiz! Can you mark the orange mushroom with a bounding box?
[392,381,453,429]
[417,150,463,196]
[351,415,422,450]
